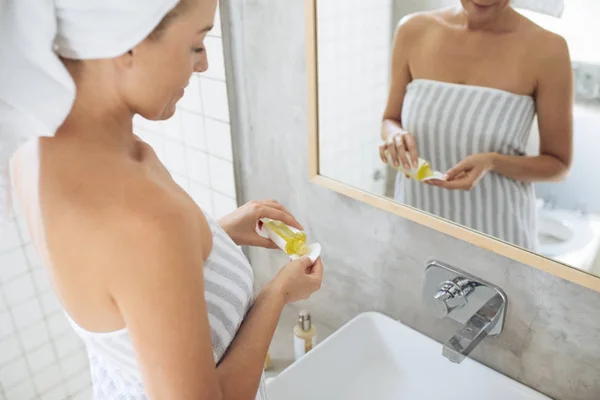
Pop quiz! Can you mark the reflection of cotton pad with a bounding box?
[422,171,447,182]
[255,219,322,263]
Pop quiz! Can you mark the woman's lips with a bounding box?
[473,2,493,10]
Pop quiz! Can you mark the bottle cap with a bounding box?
[298,309,312,331]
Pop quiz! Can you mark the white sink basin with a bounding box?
[267,312,550,400]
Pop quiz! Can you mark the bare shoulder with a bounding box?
[393,10,444,55]
[91,175,207,286]
[518,15,570,62]
[395,10,440,37]
[41,143,207,277]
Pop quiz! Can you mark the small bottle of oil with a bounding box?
[293,310,317,361]
[406,158,435,181]
[384,150,435,181]
[261,220,309,257]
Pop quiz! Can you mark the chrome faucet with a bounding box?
[423,260,507,364]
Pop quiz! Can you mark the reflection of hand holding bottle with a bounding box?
[379,130,445,182]
[383,150,446,182]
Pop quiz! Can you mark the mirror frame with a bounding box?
[304,0,600,293]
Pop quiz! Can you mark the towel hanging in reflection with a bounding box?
[511,0,565,18]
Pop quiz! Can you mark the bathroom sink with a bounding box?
[266,312,549,400]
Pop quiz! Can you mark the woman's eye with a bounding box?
[193,48,205,54]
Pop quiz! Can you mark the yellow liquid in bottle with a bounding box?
[263,220,309,256]
[384,150,434,182]
[415,162,434,181]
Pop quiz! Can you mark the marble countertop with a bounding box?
[265,306,336,379]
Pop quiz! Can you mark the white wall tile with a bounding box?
[180,110,207,151]
[10,298,43,330]
[0,312,14,340]
[19,321,50,352]
[205,119,233,161]
[201,79,230,122]
[46,313,70,338]
[40,384,67,400]
[60,351,88,379]
[132,115,157,133]
[179,74,203,113]
[65,370,91,396]
[39,292,61,316]
[209,3,222,38]
[24,245,42,270]
[208,157,236,197]
[185,148,210,186]
[54,330,83,358]
[0,222,21,253]
[163,140,187,175]
[0,336,21,365]
[204,36,226,81]
[33,364,62,393]
[0,249,28,284]
[160,113,183,142]
[26,344,55,373]
[189,182,214,215]
[211,192,237,220]
[3,274,36,306]
[31,269,52,293]
[71,386,92,400]
[4,378,36,400]
[0,357,29,389]
[15,216,30,244]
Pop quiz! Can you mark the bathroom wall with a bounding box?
[222,1,600,399]
[0,6,236,399]
[317,0,391,196]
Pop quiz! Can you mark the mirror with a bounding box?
[310,0,600,283]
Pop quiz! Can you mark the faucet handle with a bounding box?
[433,290,453,318]
[432,278,473,318]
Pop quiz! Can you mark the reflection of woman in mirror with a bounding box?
[379,0,573,250]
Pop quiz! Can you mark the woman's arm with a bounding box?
[380,14,428,169]
[216,257,322,399]
[106,187,322,400]
[107,199,223,400]
[381,15,417,142]
[491,34,573,182]
[442,34,573,189]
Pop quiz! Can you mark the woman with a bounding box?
[3,0,323,399]
[379,0,573,250]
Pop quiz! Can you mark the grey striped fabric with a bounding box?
[66,211,267,399]
[396,79,538,250]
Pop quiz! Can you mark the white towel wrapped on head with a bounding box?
[0,0,180,224]
[512,0,565,18]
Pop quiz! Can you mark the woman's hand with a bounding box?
[429,153,496,191]
[218,200,303,248]
[379,130,419,171]
[265,257,324,304]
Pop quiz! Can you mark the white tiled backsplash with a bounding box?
[317,0,392,196]
[0,8,236,399]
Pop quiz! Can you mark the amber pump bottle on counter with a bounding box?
[293,310,317,361]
